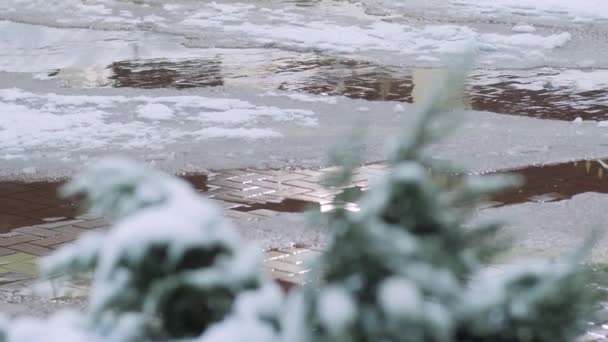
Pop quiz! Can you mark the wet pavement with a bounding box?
[491,159,608,205]
[52,54,608,121]
[3,159,608,233]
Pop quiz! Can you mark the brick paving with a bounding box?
[0,159,607,283]
[0,164,388,291]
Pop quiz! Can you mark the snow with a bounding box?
[222,20,572,64]
[200,284,283,342]
[317,286,356,334]
[512,24,536,33]
[480,32,571,50]
[473,68,608,93]
[194,128,283,139]
[0,3,583,70]
[136,104,174,121]
[0,21,207,74]
[473,192,608,263]
[444,0,608,21]
[378,276,423,317]
[5,311,96,342]
[0,87,314,157]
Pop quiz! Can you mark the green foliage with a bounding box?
[40,159,282,341]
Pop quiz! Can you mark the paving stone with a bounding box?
[208,179,259,191]
[306,189,342,198]
[223,173,270,183]
[0,247,16,257]
[36,219,85,229]
[0,234,40,247]
[293,170,324,177]
[30,234,78,247]
[280,250,321,265]
[0,231,22,238]
[271,187,313,197]
[219,169,255,177]
[75,213,102,221]
[288,194,332,205]
[0,253,36,265]
[0,271,34,285]
[264,250,290,261]
[265,260,311,274]
[250,180,294,190]
[2,261,38,276]
[225,187,276,199]
[266,173,308,183]
[54,226,90,236]
[74,219,110,229]
[48,242,74,250]
[277,246,314,255]
[246,169,284,176]
[282,179,327,191]
[13,226,60,237]
[8,243,53,257]
[366,163,390,170]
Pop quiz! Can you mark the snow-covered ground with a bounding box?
[2,74,608,180]
[1,1,605,68]
[392,0,608,23]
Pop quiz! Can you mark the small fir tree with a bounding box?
[291,59,602,342]
[1,158,283,342]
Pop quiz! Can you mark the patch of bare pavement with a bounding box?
[53,52,608,121]
[2,159,608,232]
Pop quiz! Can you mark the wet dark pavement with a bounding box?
[2,160,608,233]
[52,53,608,121]
[491,159,608,206]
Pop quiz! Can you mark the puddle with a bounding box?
[52,51,608,121]
[233,199,319,213]
[0,174,209,233]
[1,160,607,232]
[490,159,608,206]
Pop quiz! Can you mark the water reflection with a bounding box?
[53,50,608,121]
[109,58,223,89]
[490,159,608,206]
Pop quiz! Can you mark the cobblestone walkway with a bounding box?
[0,164,390,292]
